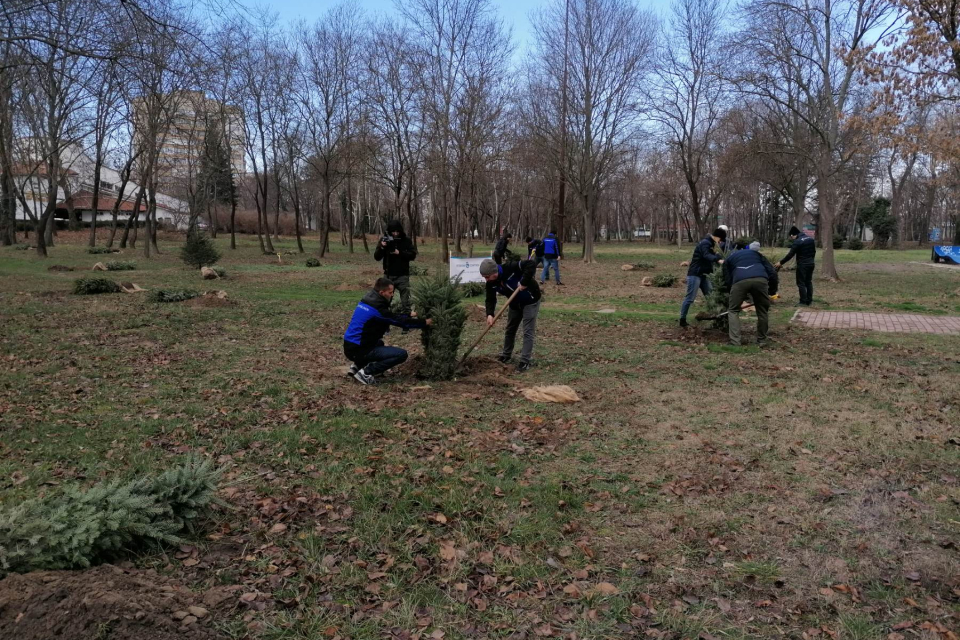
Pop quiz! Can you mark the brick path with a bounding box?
[792,310,960,335]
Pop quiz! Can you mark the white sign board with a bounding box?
[449,257,490,283]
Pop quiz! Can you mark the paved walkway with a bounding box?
[793,310,960,335]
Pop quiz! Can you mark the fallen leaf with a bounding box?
[594,582,619,596]
[439,542,456,561]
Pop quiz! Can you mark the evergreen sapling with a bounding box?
[0,456,221,574]
[412,273,467,380]
[180,230,220,269]
[703,245,732,330]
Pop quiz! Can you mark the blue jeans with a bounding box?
[351,344,408,376]
[542,258,561,283]
[680,275,712,320]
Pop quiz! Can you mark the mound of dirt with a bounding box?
[47,265,75,272]
[0,564,229,640]
[186,292,233,308]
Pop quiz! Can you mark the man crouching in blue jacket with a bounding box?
[723,243,779,347]
[343,278,432,385]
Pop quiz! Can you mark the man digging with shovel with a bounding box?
[722,242,779,347]
[479,258,542,373]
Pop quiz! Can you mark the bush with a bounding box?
[633,262,655,270]
[652,274,677,288]
[0,456,220,574]
[180,231,220,269]
[734,236,755,249]
[14,244,30,251]
[105,260,136,271]
[458,281,485,298]
[73,277,121,295]
[409,264,429,276]
[832,234,845,250]
[412,274,467,380]
[148,289,200,303]
[211,266,226,278]
[846,238,864,251]
[305,257,321,268]
[87,246,117,255]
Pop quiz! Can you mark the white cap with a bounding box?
[719,225,729,231]
[749,241,761,251]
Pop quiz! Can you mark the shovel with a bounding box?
[455,287,520,374]
[695,302,755,322]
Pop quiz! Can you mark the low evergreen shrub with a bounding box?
[74,277,121,295]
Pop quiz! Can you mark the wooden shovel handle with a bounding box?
[455,287,521,371]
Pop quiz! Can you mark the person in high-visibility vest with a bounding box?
[540,232,563,285]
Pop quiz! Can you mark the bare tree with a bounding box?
[734,0,896,279]
[648,0,729,239]
[528,0,656,262]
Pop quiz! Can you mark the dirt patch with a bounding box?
[0,564,229,640]
[186,293,235,308]
[47,265,75,272]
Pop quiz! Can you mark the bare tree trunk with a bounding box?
[120,190,145,249]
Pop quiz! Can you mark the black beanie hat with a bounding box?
[712,228,727,241]
[789,226,800,236]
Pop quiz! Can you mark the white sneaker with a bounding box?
[353,368,377,385]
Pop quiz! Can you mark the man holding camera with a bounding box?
[375,220,418,316]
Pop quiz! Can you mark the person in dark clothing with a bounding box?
[526,236,544,266]
[540,232,563,285]
[479,258,542,372]
[723,244,779,346]
[343,278,431,385]
[493,231,512,265]
[775,226,816,306]
[679,228,727,328]
[375,220,418,315]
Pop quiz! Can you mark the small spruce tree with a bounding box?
[0,456,220,574]
[412,273,467,380]
[703,244,732,330]
[180,230,220,269]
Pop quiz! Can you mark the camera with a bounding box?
[380,235,394,247]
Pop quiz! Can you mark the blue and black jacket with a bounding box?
[542,234,561,259]
[723,249,779,295]
[779,234,816,266]
[687,236,722,277]
[485,260,542,316]
[343,289,426,357]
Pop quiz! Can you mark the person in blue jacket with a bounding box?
[479,258,542,372]
[539,231,563,285]
[679,228,727,328]
[723,242,778,346]
[775,226,816,306]
[343,278,432,385]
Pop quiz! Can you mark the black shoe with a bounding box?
[516,362,532,373]
[497,355,512,364]
[679,318,688,328]
[556,282,564,286]
[347,364,359,377]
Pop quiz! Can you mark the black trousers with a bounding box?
[796,263,814,305]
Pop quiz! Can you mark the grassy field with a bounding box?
[1,232,959,640]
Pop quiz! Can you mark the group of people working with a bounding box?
[342,221,818,384]
[679,225,817,346]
